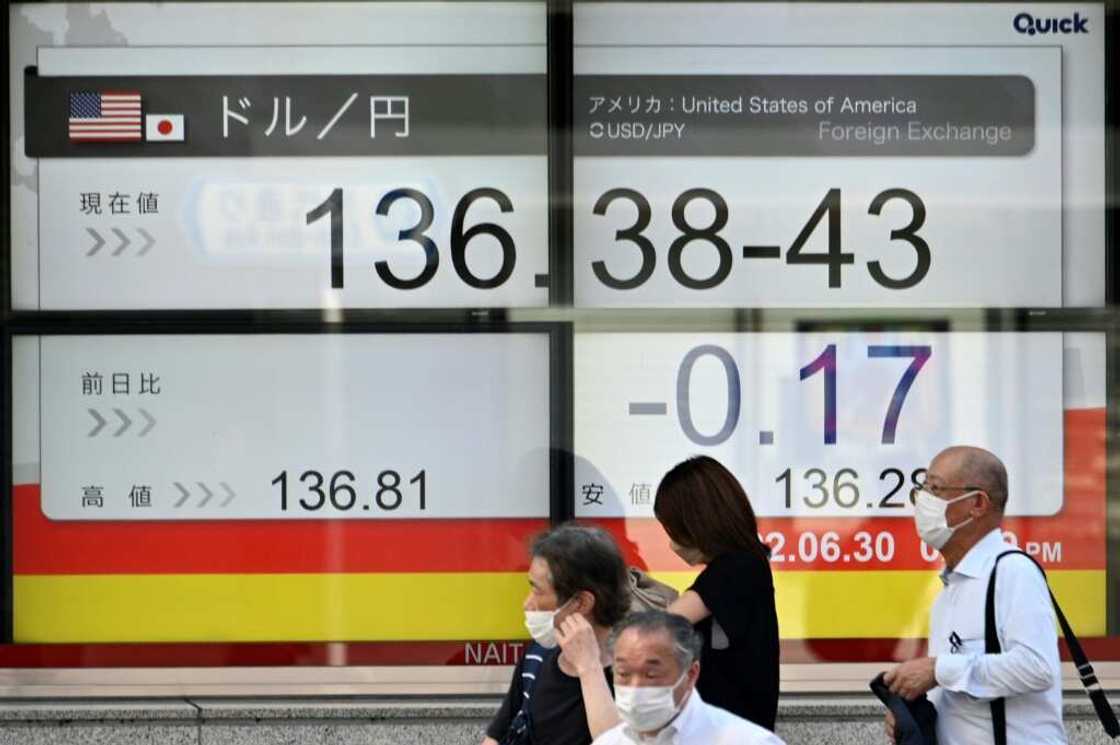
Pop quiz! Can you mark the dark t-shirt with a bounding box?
[690,549,780,731]
[486,646,613,745]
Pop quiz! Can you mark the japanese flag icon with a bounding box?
[145,114,185,142]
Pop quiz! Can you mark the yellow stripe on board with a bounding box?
[15,573,529,643]
[15,570,1106,643]
[650,570,1107,639]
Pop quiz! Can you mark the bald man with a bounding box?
[883,446,1066,744]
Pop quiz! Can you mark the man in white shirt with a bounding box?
[593,610,785,745]
[884,446,1066,744]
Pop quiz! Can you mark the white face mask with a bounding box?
[913,488,980,550]
[615,670,690,734]
[524,598,571,648]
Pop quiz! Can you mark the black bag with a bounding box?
[499,643,548,745]
[870,671,939,745]
[986,550,1119,744]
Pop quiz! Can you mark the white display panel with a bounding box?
[574,332,1063,517]
[10,3,549,310]
[574,3,1106,308]
[37,157,548,309]
[31,333,552,520]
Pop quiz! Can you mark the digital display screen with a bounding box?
[10,3,550,310]
[11,331,553,643]
[573,3,1105,307]
[575,331,1107,638]
[3,0,1116,676]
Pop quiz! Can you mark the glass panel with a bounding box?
[4,0,1117,694]
[572,2,1106,308]
[573,328,1108,657]
[10,330,555,661]
[11,2,550,310]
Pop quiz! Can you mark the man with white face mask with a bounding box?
[883,446,1066,744]
[593,611,785,744]
[485,524,630,745]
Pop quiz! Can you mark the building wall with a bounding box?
[0,697,1114,745]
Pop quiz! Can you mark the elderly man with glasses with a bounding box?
[883,445,1067,745]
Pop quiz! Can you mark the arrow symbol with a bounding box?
[138,408,156,436]
[196,482,214,508]
[172,482,190,508]
[219,482,236,507]
[112,408,131,436]
[111,227,130,256]
[85,228,105,257]
[87,408,106,437]
[136,228,155,256]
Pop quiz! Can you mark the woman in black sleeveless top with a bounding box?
[654,455,780,731]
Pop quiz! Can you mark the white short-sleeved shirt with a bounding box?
[592,689,785,745]
[928,528,1066,744]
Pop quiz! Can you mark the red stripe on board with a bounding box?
[0,637,1115,668]
[13,485,544,575]
[594,409,1106,572]
[0,641,515,668]
[0,640,907,668]
[593,515,1103,572]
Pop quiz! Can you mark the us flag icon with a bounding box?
[145,114,186,142]
[69,91,142,141]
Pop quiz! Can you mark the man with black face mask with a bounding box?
[883,446,1066,745]
[592,610,784,744]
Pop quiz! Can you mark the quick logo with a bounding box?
[1013,11,1089,35]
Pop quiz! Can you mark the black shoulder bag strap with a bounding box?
[985,549,1119,744]
[502,643,548,745]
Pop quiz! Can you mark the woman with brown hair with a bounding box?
[654,455,780,732]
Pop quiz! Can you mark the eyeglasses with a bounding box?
[908,484,985,505]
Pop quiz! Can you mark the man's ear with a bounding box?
[574,589,596,617]
[687,660,700,686]
[974,491,995,518]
